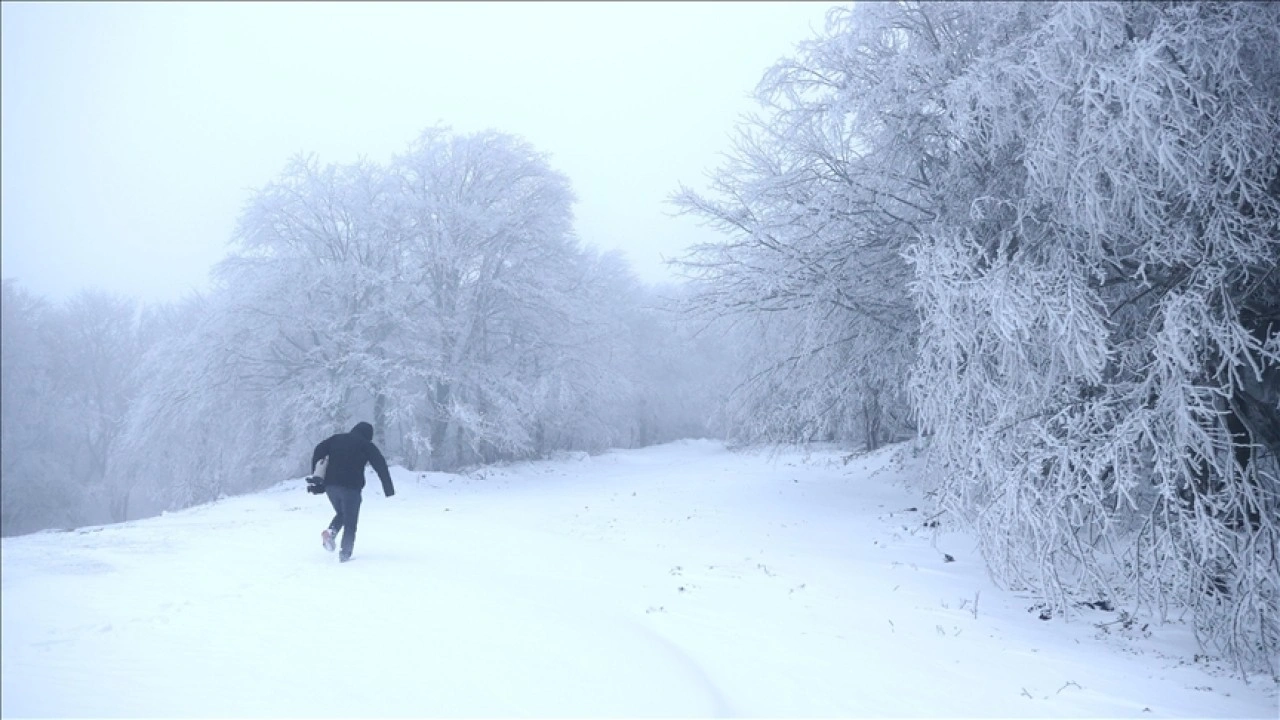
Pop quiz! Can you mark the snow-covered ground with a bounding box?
[2,440,1275,718]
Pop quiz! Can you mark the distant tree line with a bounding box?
[2,283,152,532]
[2,128,733,536]
[676,1,1278,674]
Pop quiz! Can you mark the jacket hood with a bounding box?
[351,422,374,442]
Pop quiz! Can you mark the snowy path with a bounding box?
[2,441,1275,717]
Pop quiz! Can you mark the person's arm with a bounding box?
[311,437,331,475]
[368,442,395,497]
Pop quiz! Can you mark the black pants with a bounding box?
[325,485,363,557]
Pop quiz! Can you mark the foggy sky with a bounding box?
[1,1,842,304]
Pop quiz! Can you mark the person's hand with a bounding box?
[306,477,325,494]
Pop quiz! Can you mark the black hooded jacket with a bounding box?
[311,422,395,496]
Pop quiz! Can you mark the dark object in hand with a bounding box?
[306,476,326,494]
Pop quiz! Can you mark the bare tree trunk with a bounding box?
[429,380,451,469]
[373,391,387,447]
[863,389,883,452]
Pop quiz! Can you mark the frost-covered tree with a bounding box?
[895,1,1280,672]
[228,155,403,456]
[1,282,146,533]
[512,247,646,456]
[681,0,1279,671]
[48,291,142,521]
[672,2,931,450]
[1,280,74,534]
[109,154,405,511]
[108,293,260,510]
[386,128,585,468]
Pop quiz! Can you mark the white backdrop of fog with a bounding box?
[1,1,842,303]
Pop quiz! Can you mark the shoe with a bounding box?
[321,528,336,552]
[339,551,352,563]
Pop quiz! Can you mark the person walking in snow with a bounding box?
[310,421,395,562]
